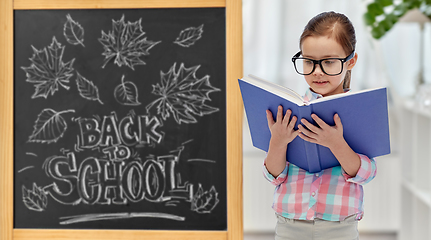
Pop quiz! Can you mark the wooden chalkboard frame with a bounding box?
[0,0,243,239]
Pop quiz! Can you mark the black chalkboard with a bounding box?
[14,8,226,230]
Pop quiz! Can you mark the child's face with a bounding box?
[300,36,356,97]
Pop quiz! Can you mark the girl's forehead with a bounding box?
[300,36,345,58]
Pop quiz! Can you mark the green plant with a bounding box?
[364,0,431,39]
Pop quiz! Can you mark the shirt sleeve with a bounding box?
[262,157,289,186]
[342,153,377,185]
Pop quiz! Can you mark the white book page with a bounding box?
[241,74,304,106]
[309,87,386,104]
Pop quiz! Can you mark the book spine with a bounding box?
[298,105,321,173]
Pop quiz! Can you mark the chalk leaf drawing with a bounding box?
[22,36,75,99]
[114,75,141,106]
[22,183,48,212]
[146,63,220,124]
[191,185,219,214]
[28,108,75,144]
[75,72,104,104]
[63,14,85,47]
[174,24,204,47]
[99,15,161,70]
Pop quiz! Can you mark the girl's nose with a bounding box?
[313,63,324,76]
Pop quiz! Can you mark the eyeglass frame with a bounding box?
[291,50,355,76]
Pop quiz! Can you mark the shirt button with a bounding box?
[312,192,316,197]
[315,173,319,177]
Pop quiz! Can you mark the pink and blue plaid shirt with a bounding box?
[263,88,377,221]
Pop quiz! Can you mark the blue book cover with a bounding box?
[238,74,391,173]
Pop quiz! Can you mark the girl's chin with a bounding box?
[310,84,343,96]
[310,82,330,93]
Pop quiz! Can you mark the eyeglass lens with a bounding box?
[294,59,343,75]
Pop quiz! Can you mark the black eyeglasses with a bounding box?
[291,51,355,76]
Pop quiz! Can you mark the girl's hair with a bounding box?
[299,11,356,89]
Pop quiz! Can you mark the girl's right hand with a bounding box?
[266,105,299,147]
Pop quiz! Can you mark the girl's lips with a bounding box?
[313,81,329,85]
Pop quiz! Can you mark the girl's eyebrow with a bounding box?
[302,54,341,59]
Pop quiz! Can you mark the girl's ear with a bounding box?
[347,53,358,70]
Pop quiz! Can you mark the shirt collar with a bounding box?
[303,88,351,102]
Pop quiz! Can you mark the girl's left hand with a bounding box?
[298,113,344,149]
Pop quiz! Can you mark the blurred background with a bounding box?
[242,0,431,239]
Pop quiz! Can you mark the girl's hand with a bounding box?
[298,113,344,150]
[266,106,299,147]
[298,113,361,176]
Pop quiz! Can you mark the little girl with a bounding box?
[263,12,377,240]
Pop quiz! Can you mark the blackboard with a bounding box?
[13,8,227,230]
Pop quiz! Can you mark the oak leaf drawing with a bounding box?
[174,24,204,47]
[191,185,219,214]
[28,108,75,144]
[63,14,85,47]
[22,183,48,212]
[21,36,75,99]
[98,15,161,70]
[146,63,220,124]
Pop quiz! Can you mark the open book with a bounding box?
[238,74,391,173]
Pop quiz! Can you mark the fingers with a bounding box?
[298,124,316,138]
[266,106,298,131]
[300,117,320,133]
[276,105,283,123]
[311,114,328,128]
[284,109,292,126]
[268,106,293,124]
[333,113,342,127]
[288,115,297,129]
[298,131,317,144]
[298,113,343,145]
[266,109,275,128]
[298,118,318,143]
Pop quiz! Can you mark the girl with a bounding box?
[263,12,377,240]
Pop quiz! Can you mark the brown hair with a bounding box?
[299,11,356,89]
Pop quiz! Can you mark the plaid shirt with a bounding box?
[263,88,377,221]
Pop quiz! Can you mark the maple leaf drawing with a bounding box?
[22,183,48,212]
[146,63,220,124]
[21,36,75,99]
[191,185,219,214]
[98,15,161,70]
